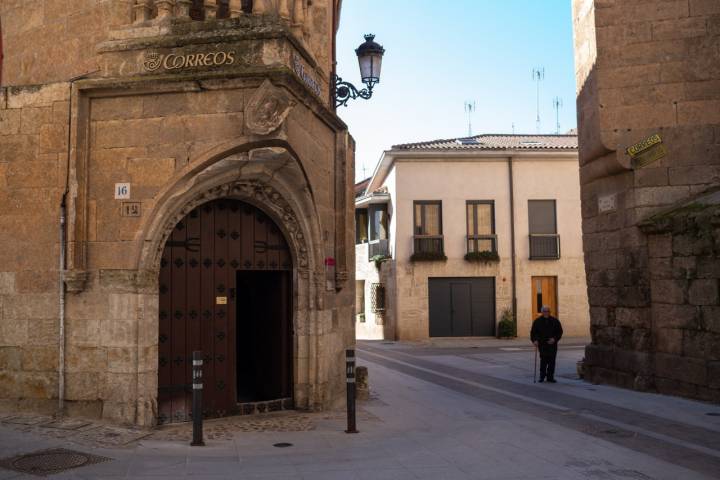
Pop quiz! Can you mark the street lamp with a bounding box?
[334,34,385,108]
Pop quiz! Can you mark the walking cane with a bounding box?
[533,343,538,384]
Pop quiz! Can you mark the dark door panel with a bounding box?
[158,199,291,424]
[450,283,472,336]
[429,280,452,337]
[429,278,495,337]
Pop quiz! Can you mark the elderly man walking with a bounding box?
[531,305,563,383]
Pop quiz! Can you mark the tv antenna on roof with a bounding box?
[532,67,545,133]
[553,97,563,134]
[464,101,476,137]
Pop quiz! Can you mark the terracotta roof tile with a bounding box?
[355,178,371,197]
[392,134,577,151]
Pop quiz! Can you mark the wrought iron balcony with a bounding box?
[466,235,497,255]
[529,234,560,259]
[368,239,389,258]
[413,235,444,255]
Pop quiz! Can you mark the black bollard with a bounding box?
[345,348,358,433]
[191,351,205,446]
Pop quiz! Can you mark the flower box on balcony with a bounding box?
[410,251,447,262]
[464,250,499,263]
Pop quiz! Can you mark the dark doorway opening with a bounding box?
[236,270,292,403]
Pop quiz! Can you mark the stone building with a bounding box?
[354,134,590,341]
[573,0,720,401]
[0,0,356,426]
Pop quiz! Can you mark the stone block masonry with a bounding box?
[640,196,720,401]
[0,2,355,426]
[0,83,70,414]
[574,0,720,402]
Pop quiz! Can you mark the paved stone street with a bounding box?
[1,337,720,479]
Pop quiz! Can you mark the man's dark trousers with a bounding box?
[539,343,557,381]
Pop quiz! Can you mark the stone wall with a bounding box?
[384,157,589,342]
[0,1,336,88]
[573,0,720,400]
[640,194,720,401]
[0,1,133,86]
[0,2,354,425]
[392,260,513,341]
[0,83,70,414]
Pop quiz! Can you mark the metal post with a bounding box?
[345,348,358,433]
[191,351,205,446]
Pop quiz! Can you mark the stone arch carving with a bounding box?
[133,145,325,419]
[134,141,322,279]
[150,179,311,276]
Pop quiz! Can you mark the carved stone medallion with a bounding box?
[245,80,296,135]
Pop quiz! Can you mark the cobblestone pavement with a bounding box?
[1,337,719,479]
[0,408,381,449]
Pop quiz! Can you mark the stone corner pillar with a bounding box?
[229,0,244,18]
[155,0,176,19]
[176,0,193,19]
[205,0,219,19]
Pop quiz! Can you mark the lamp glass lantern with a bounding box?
[355,34,385,89]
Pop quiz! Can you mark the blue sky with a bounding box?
[336,0,578,181]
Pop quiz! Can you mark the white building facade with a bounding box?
[355,135,590,341]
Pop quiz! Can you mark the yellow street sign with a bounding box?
[627,133,662,157]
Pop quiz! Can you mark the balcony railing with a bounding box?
[467,235,497,254]
[368,239,389,258]
[529,234,560,259]
[413,235,444,255]
[133,0,306,24]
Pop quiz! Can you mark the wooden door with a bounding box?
[531,276,558,319]
[158,199,291,424]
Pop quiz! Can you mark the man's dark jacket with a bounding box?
[531,315,563,354]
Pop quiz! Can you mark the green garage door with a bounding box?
[428,278,495,337]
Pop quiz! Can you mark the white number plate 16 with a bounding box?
[115,183,131,200]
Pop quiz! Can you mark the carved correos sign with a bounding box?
[292,54,322,97]
[143,50,236,72]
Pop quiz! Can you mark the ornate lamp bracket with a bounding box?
[333,75,374,108]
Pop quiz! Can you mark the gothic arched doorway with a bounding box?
[158,198,293,424]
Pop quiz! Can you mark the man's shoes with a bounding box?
[547,378,557,383]
[538,378,545,383]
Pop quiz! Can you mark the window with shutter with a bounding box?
[528,200,560,259]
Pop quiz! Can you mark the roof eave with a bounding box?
[364,148,577,194]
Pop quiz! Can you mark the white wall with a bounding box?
[512,158,590,337]
[373,154,590,340]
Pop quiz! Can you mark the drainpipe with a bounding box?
[508,156,518,329]
[58,78,74,414]
[59,72,92,414]
[331,1,338,108]
[58,199,66,413]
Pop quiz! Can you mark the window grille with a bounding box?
[371,283,386,313]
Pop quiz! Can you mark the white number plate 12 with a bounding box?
[115,183,131,200]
